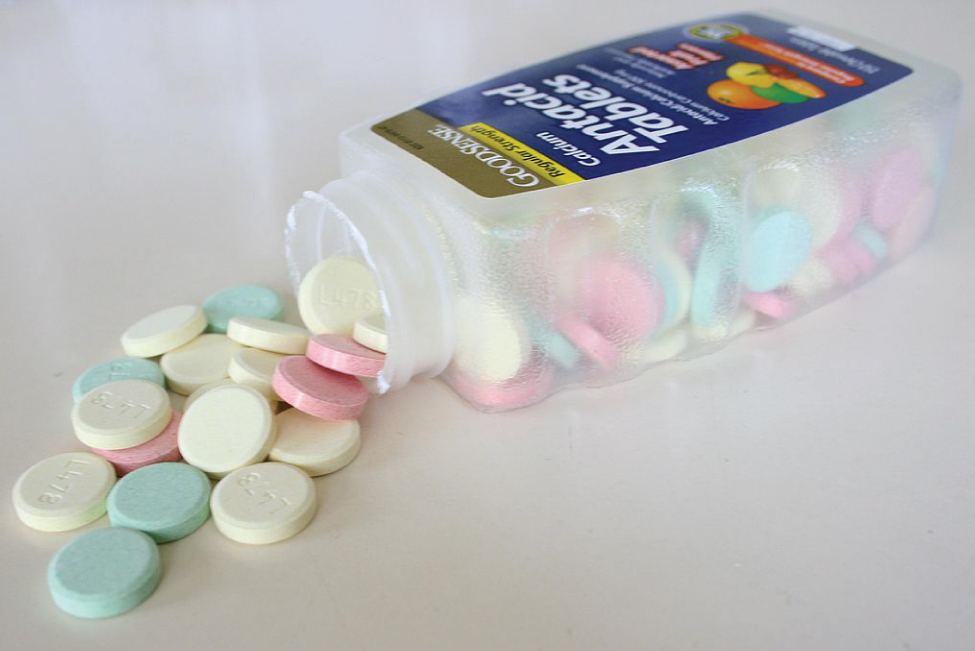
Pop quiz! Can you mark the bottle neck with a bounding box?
[286,169,455,392]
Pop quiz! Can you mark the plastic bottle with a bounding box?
[285,10,960,411]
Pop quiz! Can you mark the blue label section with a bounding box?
[411,12,911,190]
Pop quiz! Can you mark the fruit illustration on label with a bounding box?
[764,64,799,80]
[707,79,781,109]
[707,62,825,110]
[752,83,809,103]
[726,62,777,88]
[776,78,826,98]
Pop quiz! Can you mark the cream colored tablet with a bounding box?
[185,377,277,411]
[789,258,835,299]
[453,296,529,383]
[159,334,242,395]
[226,317,310,355]
[121,305,207,357]
[692,308,757,343]
[211,462,317,544]
[178,384,275,478]
[72,380,172,450]
[747,166,801,211]
[643,328,690,364]
[228,348,287,401]
[184,378,235,411]
[298,256,381,335]
[645,249,692,334]
[269,410,360,476]
[12,452,116,532]
[800,178,848,249]
[728,309,757,337]
[352,312,388,353]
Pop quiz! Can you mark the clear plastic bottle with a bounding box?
[285,10,960,411]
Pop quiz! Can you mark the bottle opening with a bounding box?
[285,173,455,393]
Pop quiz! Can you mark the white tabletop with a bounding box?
[2,2,973,650]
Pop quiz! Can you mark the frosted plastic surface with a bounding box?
[285,11,960,411]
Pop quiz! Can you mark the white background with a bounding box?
[1,1,973,650]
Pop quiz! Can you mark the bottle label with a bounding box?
[371,12,911,198]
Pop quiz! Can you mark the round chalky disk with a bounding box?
[13,452,116,532]
[531,324,581,370]
[870,146,924,231]
[48,527,161,619]
[789,259,835,299]
[211,462,317,544]
[72,358,165,403]
[888,186,937,259]
[91,411,183,476]
[202,285,284,334]
[854,224,889,261]
[107,462,211,542]
[272,356,368,420]
[72,379,172,450]
[269,409,361,476]
[651,251,692,333]
[642,327,690,364]
[741,209,814,292]
[160,334,242,395]
[352,312,388,353]
[306,333,386,377]
[184,378,235,411]
[818,241,860,286]
[728,309,758,337]
[121,305,207,357]
[297,256,381,335]
[744,291,796,320]
[691,236,740,334]
[179,384,276,478]
[185,378,277,411]
[555,316,620,369]
[844,237,878,276]
[576,256,663,342]
[449,361,555,411]
[746,165,801,212]
[227,317,310,354]
[228,348,287,400]
[453,296,530,383]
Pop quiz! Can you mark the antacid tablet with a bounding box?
[211,462,317,545]
[13,452,116,532]
[178,384,276,478]
[121,305,207,357]
[269,410,361,476]
[72,379,172,450]
[227,317,310,354]
[48,527,161,618]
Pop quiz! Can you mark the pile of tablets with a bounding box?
[12,276,388,618]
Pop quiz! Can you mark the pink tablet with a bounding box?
[272,356,368,420]
[818,242,861,286]
[870,146,925,231]
[743,291,796,320]
[90,411,182,476]
[555,315,621,369]
[306,334,385,378]
[450,360,555,411]
[575,256,664,343]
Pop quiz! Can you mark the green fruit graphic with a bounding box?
[752,83,809,104]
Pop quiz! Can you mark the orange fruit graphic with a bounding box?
[707,80,781,109]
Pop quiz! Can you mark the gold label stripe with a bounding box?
[459,123,585,186]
